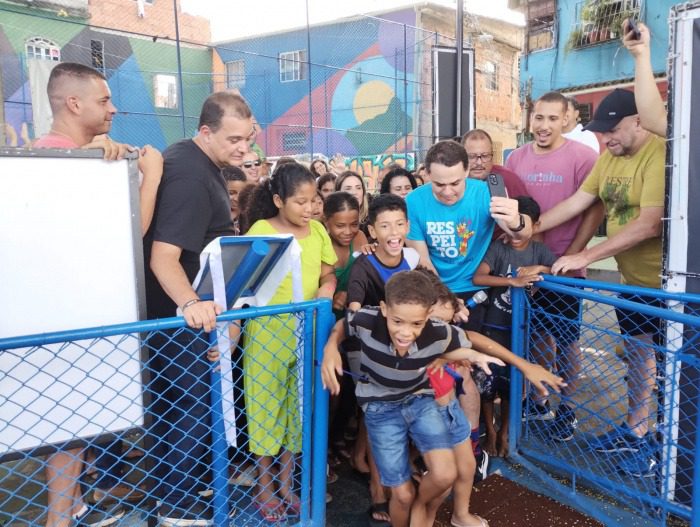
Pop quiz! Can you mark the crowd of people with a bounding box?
[33,18,668,527]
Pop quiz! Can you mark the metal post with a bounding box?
[300,306,315,523]
[509,286,526,455]
[691,382,700,527]
[209,328,231,526]
[305,0,314,157]
[172,0,187,137]
[403,24,409,162]
[311,300,334,525]
[209,240,270,525]
[455,0,464,137]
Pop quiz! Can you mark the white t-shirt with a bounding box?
[564,123,600,154]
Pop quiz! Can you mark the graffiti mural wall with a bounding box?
[0,5,211,150]
[215,9,423,159]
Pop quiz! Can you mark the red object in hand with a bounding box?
[428,366,456,398]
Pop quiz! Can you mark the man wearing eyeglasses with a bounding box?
[461,129,528,198]
[241,149,262,184]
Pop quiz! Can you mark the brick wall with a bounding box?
[418,6,522,150]
[88,0,210,44]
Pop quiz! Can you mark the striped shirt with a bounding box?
[346,307,470,407]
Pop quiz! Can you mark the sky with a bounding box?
[181,0,525,41]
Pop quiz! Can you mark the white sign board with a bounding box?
[0,148,146,458]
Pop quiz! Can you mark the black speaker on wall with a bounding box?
[432,46,475,141]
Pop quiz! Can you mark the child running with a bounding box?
[243,162,338,522]
[421,270,565,526]
[344,193,419,525]
[322,271,504,527]
[473,196,558,456]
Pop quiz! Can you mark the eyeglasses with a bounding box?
[243,160,262,168]
[467,152,494,162]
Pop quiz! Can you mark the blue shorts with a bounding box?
[438,398,471,446]
[364,395,453,487]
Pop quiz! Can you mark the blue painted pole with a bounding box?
[690,383,700,527]
[311,300,334,525]
[209,328,230,526]
[509,286,526,455]
[210,239,270,526]
[300,307,316,523]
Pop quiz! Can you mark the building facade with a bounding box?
[213,3,523,166]
[0,0,211,150]
[510,0,675,142]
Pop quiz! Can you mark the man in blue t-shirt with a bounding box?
[406,140,529,330]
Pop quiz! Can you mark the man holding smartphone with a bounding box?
[405,140,528,330]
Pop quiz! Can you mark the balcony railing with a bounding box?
[567,0,641,51]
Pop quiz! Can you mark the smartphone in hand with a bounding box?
[626,18,641,40]
[487,173,508,199]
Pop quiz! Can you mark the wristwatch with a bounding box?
[510,214,526,232]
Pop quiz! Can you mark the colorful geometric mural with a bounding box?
[0,6,211,150]
[215,9,421,158]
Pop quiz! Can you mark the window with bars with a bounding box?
[526,0,556,52]
[26,37,61,61]
[577,102,593,125]
[279,50,307,83]
[568,0,641,50]
[153,74,177,109]
[91,40,105,73]
[226,60,245,89]
[484,61,499,91]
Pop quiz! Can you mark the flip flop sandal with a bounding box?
[450,514,489,527]
[367,502,391,527]
[253,499,287,523]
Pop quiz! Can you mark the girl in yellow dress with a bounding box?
[243,162,337,522]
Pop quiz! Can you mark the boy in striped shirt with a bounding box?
[321,271,502,527]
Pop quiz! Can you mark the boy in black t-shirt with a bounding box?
[346,194,419,311]
[473,196,556,457]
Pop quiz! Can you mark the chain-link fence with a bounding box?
[0,301,332,526]
[0,1,454,184]
[509,275,700,526]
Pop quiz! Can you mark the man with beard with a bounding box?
[538,88,665,478]
[505,91,599,443]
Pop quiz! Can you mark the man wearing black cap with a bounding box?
[537,87,665,478]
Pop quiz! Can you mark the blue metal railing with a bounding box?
[0,299,334,526]
[509,275,700,527]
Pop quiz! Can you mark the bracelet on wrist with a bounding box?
[181,298,201,312]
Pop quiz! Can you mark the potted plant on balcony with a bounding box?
[575,0,635,45]
[565,27,587,52]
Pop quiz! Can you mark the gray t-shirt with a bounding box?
[481,240,556,328]
[346,307,471,408]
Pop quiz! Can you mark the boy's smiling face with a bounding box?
[368,209,409,260]
[380,301,430,354]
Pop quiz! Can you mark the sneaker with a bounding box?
[74,502,125,527]
[473,450,489,483]
[618,438,659,478]
[589,422,645,453]
[522,399,555,421]
[548,404,578,442]
[158,500,213,527]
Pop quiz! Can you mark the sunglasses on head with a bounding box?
[243,160,262,168]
